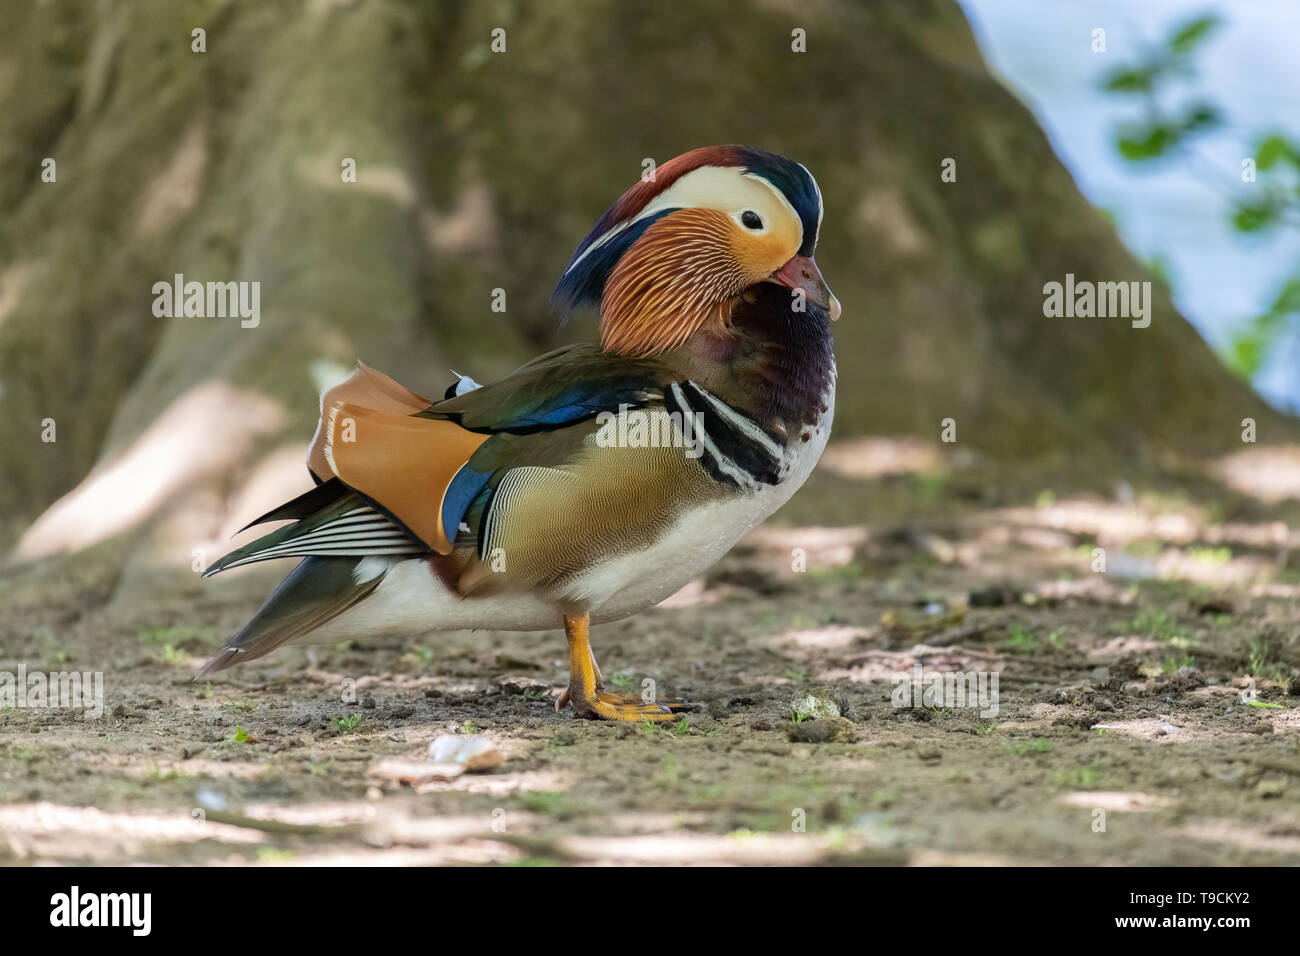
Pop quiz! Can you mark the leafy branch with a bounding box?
[1101,13,1300,382]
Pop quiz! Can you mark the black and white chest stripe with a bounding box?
[664,381,786,489]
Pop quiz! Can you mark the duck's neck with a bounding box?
[685,283,836,434]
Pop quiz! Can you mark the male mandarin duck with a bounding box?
[199,145,839,721]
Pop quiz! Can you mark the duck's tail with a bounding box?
[196,556,392,676]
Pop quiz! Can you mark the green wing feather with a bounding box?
[426,344,671,432]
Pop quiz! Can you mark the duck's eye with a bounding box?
[740,210,763,230]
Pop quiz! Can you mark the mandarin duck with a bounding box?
[199,145,839,721]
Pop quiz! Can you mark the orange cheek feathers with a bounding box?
[600,210,778,357]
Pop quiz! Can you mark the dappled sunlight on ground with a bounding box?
[1178,819,1300,856]
[820,436,942,479]
[1059,791,1173,811]
[1088,717,1216,743]
[1217,445,1300,504]
[0,802,262,862]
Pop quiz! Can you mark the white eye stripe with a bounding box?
[563,169,737,277]
[565,165,802,276]
[797,162,824,241]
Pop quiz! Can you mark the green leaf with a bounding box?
[1255,134,1295,171]
[1104,67,1155,93]
[1224,334,1266,378]
[1232,202,1277,232]
[1117,125,1175,160]
[1182,104,1219,131]
[1221,306,1290,378]
[1224,344,1255,378]
[1169,15,1219,54]
[1269,278,1300,316]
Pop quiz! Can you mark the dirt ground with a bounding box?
[2,449,1299,866]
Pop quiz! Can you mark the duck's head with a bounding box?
[552,145,839,357]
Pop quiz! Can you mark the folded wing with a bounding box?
[207,350,671,578]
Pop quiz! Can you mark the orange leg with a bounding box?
[558,613,688,722]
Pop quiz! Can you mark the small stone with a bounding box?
[427,734,503,771]
[1255,776,1287,798]
[685,714,721,734]
[495,675,550,696]
[790,688,845,721]
[787,716,856,744]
